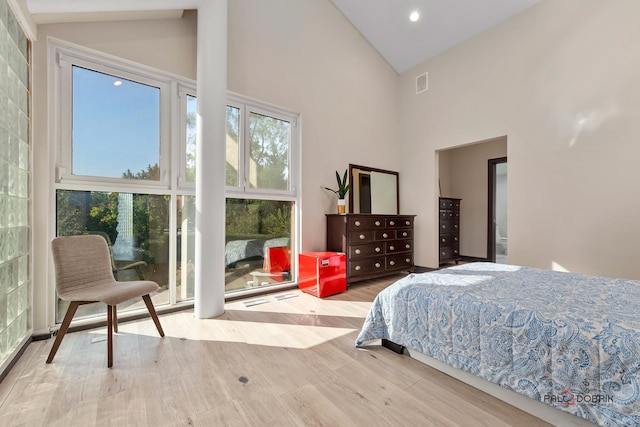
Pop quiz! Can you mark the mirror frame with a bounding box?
[348,163,400,214]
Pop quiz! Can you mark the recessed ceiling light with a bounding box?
[409,11,420,22]
[113,80,123,87]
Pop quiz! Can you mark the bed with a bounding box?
[355,262,640,426]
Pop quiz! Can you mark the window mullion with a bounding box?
[242,103,250,192]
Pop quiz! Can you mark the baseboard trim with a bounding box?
[413,265,437,273]
[460,255,489,263]
[0,335,32,383]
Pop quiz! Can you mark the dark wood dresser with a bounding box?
[326,214,416,283]
[439,197,461,264]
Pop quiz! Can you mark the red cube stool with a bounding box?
[298,252,346,297]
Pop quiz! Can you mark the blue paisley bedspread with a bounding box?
[355,263,640,426]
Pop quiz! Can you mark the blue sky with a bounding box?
[72,66,160,179]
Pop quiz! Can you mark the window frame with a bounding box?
[54,45,172,189]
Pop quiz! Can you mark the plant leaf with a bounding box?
[322,187,338,195]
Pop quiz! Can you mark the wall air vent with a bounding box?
[416,72,428,94]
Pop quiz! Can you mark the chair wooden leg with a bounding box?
[142,294,165,337]
[112,305,118,333]
[47,301,81,364]
[107,305,113,368]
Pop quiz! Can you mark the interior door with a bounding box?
[487,157,507,263]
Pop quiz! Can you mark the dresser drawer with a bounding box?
[385,217,414,228]
[349,243,383,259]
[439,199,453,210]
[396,229,412,239]
[348,217,384,229]
[439,246,460,260]
[374,230,395,240]
[440,199,460,211]
[439,234,459,247]
[386,254,413,271]
[349,257,385,277]
[349,230,375,242]
[439,221,459,234]
[439,211,459,220]
[385,240,412,254]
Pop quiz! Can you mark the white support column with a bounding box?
[195,0,227,318]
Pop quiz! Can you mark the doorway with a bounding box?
[488,157,508,263]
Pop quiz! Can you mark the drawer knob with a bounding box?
[390,245,395,250]
[406,258,411,263]
[453,249,458,254]
[383,233,388,238]
[406,244,411,249]
[375,221,381,226]
[441,238,445,243]
[454,237,458,242]
[375,247,381,253]
[355,265,361,271]
[390,221,395,225]
[441,251,446,256]
[355,221,361,226]
[355,249,361,255]
[454,225,458,229]
[406,220,410,225]
[403,232,408,237]
[441,225,445,229]
[389,261,395,266]
[359,234,365,239]
[375,263,381,268]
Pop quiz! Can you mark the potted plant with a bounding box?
[323,169,349,214]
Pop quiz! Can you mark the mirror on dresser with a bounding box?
[348,164,399,215]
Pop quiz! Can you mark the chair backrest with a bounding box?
[87,231,119,272]
[51,235,115,296]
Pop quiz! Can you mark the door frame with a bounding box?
[487,157,507,262]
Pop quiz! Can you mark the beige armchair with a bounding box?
[48,235,165,368]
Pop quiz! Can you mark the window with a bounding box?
[53,43,187,322]
[55,190,170,321]
[183,93,300,294]
[225,99,297,197]
[179,85,197,187]
[224,96,299,293]
[71,66,161,180]
[53,43,300,321]
[56,48,170,186]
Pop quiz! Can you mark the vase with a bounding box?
[337,199,346,214]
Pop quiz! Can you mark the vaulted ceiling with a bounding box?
[26,0,540,74]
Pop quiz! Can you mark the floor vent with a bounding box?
[243,298,269,307]
[274,293,298,301]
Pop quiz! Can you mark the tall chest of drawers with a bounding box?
[326,214,416,283]
[439,197,461,264]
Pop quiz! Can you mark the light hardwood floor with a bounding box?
[0,275,551,426]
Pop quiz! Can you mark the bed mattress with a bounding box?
[356,263,640,426]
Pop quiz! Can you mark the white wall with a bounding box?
[227,0,400,251]
[400,0,640,278]
[439,137,507,258]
